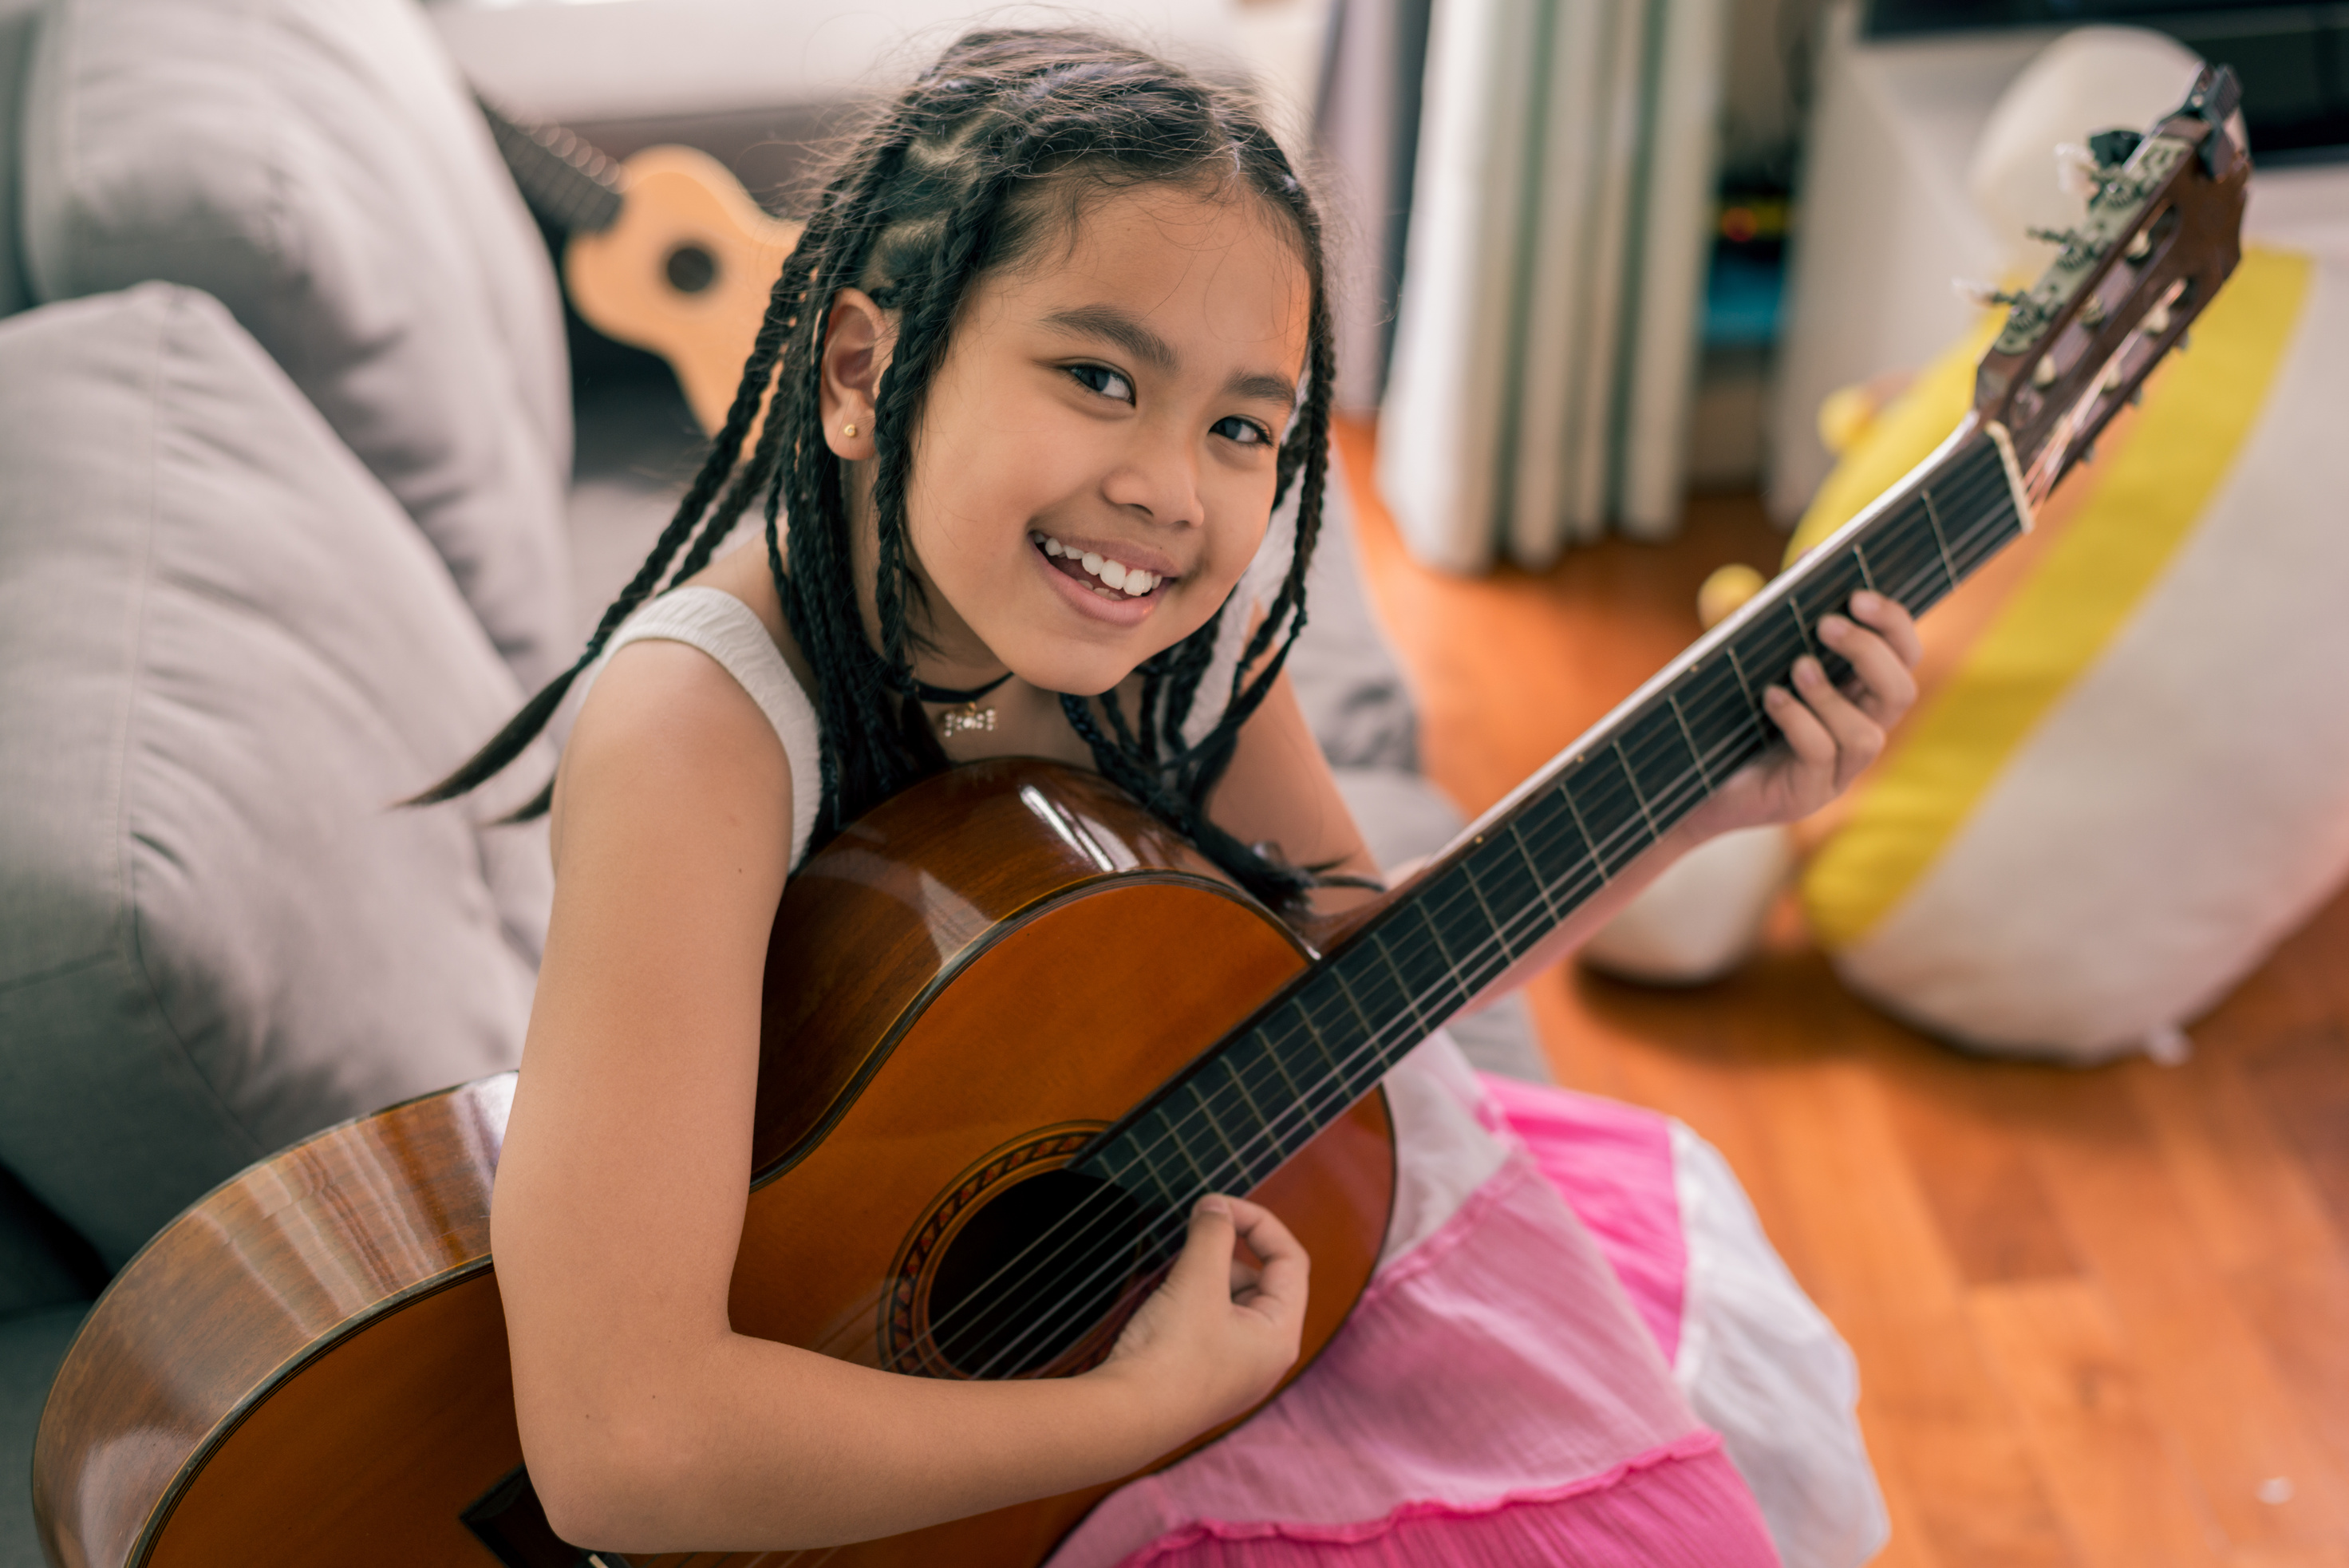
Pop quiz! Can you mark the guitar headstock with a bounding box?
[1974,65,2252,508]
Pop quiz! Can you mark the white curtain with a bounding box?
[1376,0,1727,571]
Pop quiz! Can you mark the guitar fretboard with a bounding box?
[1072,428,2027,1222]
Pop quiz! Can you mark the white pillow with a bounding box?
[20,0,574,686]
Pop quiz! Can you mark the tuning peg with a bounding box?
[2055,143,2102,200]
[2032,358,2059,388]
[1955,278,2025,310]
[2126,231,2152,262]
[2143,300,2173,336]
[2128,385,2145,407]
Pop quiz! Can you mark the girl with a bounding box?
[428,28,1919,1562]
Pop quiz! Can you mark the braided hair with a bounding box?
[419,28,1338,907]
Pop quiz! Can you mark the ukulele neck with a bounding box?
[1072,421,2031,1210]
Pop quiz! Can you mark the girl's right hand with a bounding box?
[1096,1195,1309,1439]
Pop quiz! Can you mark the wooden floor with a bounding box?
[1333,421,2349,1568]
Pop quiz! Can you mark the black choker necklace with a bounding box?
[915,669,1014,739]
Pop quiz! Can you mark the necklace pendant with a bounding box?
[938,703,997,740]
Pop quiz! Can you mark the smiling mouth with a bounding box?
[1031,530,1168,601]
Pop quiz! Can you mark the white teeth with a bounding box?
[1035,532,1161,597]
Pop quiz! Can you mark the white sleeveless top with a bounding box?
[588,587,824,869]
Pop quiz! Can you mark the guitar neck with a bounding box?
[1073,421,2032,1210]
[476,96,626,236]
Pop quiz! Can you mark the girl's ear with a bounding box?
[819,288,893,461]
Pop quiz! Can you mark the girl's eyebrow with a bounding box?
[1224,369,1299,405]
[1042,304,1177,372]
[1040,304,1297,406]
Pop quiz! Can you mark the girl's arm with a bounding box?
[1206,592,1922,1005]
[499,642,1305,1554]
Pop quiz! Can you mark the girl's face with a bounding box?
[834,182,1312,697]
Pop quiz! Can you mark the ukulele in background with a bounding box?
[481,99,803,436]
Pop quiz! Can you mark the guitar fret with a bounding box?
[1258,1026,1306,1104]
[1190,1082,1244,1172]
[1507,822,1564,924]
[1786,593,1818,658]
[1297,1002,1345,1077]
[1612,741,1663,843]
[1326,970,1383,1061]
[1560,777,1610,883]
[1222,1056,1273,1147]
[1853,539,1879,594]
[1920,485,1960,591]
[1372,932,1440,1036]
[1725,641,1759,712]
[1456,859,1514,962]
[1668,693,1715,791]
[1169,1116,1216,1187]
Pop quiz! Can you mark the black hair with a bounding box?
[418,26,1336,907]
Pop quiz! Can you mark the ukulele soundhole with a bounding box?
[664,243,717,294]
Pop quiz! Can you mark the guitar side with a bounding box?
[32,761,1396,1568]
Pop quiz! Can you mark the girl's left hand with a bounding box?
[1690,590,1923,834]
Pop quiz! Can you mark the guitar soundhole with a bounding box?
[665,243,717,294]
[925,1168,1162,1379]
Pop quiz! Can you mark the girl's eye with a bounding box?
[1066,363,1134,404]
[1213,415,1273,447]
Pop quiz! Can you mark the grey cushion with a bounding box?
[0,285,552,1265]
[0,0,41,318]
[19,0,574,687]
[0,1305,86,1568]
[1289,464,1419,774]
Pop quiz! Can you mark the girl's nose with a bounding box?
[1099,427,1203,528]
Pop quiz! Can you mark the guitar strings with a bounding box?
[747,456,2017,1568]
[890,453,2018,1388]
[769,452,2011,1389]
[807,453,2015,1388]
[809,456,2019,1408]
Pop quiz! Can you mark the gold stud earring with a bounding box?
[843,421,860,438]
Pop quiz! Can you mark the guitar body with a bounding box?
[33,760,1396,1568]
[562,144,805,436]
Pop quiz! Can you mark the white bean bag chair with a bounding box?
[1797,242,2349,1062]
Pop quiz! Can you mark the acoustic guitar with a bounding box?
[479,100,804,436]
[32,71,2248,1568]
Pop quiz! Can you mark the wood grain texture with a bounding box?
[1337,417,2349,1566]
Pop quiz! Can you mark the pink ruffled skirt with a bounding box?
[1042,1040,1822,1568]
